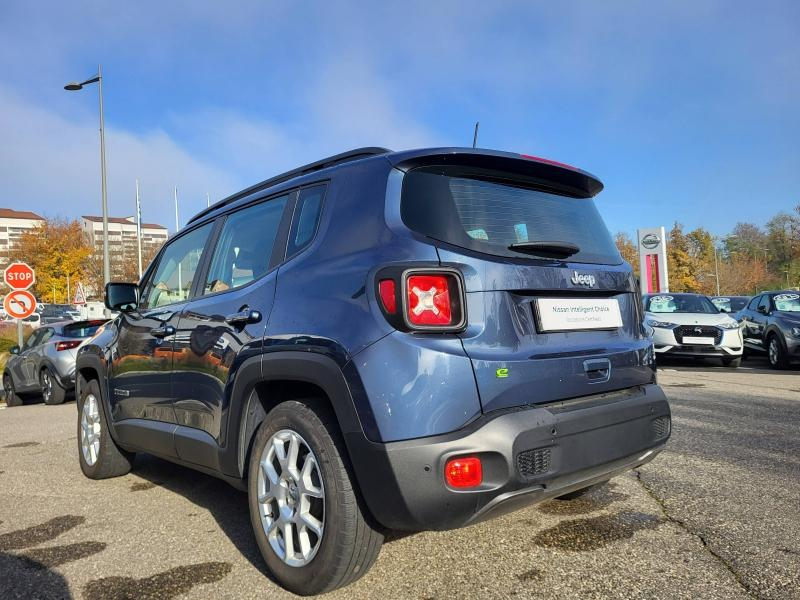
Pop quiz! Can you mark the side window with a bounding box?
[39,328,55,345]
[287,185,326,258]
[140,222,213,309]
[204,194,289,294]
[747,296,760,311]
[24,330,42,350]
[758,295,771,313]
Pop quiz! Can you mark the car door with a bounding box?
[108,221,215,424]
[748,295,771,349]
[740,295,761,346]
[15,329,44,389]
[170,190,296,456]
[24,327,55,386]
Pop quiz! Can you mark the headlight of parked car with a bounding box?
[718,320,740,330]
[646,320,677,328]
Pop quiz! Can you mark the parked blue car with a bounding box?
[75,147,670,594]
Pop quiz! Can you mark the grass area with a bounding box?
[0,322,33,373]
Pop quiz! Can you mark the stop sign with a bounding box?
[4,262,36,290]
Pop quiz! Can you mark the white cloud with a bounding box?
[0,86,240,231]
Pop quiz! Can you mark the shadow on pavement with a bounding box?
[130,454,277,581]
[0,553,74,600]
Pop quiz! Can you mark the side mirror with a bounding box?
[105,282,138,312]
[757,305,769,315]
[9,345,19,355]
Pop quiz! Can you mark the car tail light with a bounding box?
[445,456,482,488]
[404,271,463,329]
[56,340,82,351]
[378,279,397,314]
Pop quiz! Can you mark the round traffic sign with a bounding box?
[4,262,36,290]
[3,289,38,319]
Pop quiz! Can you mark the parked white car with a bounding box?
[643,293,743,367]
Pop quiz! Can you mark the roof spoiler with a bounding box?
[388,148,604,198]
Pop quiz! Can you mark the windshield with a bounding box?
[401,166,622,264]
[711,297,748,313]
[773,293,800,312]
[645,294,720,314]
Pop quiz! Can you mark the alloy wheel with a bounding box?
[256,429,325,567]
[41,371,52,403]
[80,393,101,466]
[769,338,779,366]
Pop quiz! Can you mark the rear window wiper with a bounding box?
[508,241,580,258]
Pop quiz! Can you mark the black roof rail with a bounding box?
[187,146,392,225]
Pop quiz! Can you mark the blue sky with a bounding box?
[0,1,798,236]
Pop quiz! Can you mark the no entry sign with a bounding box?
[4,262,36,290]
[3,289,37,320]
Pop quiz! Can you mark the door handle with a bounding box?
[225,308,262,326]
[150,324,175,338]
[583,358,611,383]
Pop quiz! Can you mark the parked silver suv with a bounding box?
[3,320,107,406]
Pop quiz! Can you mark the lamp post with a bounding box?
[65,65,110,286]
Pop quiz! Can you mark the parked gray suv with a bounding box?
[3,320,106,406]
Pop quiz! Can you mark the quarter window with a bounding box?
[204,194,289,294]
[140,223,213,309]
[287,185,326,257]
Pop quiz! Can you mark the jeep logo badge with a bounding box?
[570,271,596,287]
[641,233,661,250]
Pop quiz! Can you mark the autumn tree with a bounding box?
[9,218,93,304]
[666,223,701,292]
[614,232,639,277]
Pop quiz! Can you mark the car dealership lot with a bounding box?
[1,361,798,600]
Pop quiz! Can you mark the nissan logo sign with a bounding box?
[641,233,661,250]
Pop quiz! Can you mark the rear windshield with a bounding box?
[62,320,106,338]
[645,294,719,314]
[400,166,621,265]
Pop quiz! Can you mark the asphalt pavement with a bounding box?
[1,356,798,599]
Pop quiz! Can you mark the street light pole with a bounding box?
[713,244,720,296]
[97,65,110,285]
[65,65,110,286]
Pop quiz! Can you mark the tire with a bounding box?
[77,378,133,479]
[41,368,66,405]
[767,334,789,370]
[3,374,23,407]
[247,399,384,596]
[722,356,741,368]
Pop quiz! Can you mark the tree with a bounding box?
[9,218,93,304]
[666,223,701,292]
[614,232,639,277]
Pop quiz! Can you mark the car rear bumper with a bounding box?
[346,383,670,531]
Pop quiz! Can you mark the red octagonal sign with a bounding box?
[4,262,36,290]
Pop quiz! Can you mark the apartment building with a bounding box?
[0,208,45,265]
[80,215,168,264]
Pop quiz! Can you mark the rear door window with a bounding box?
[204,194,289,294]
[401,166,621,265]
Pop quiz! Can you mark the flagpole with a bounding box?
[136,179,143,279]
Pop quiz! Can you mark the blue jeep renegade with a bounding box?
[76,147,670,595]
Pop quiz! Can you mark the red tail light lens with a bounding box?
[378,279,397,314]
[406,274,453,326]
[445,456,483,488]
[56,340,82,352]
